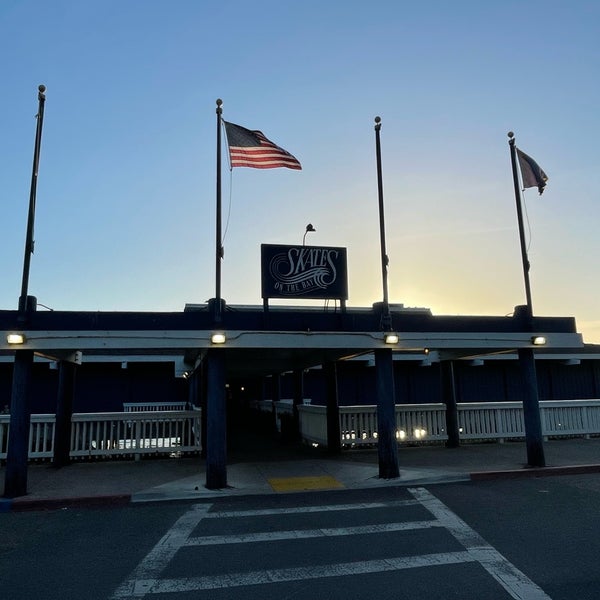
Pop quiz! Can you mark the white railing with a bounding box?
[0,413,56,460]
[541,400,600,437]
[123,402,187,412]
[458,402,525,440]
[298,400,600,446]
[0,410,202,461]
[299,404,447,446]
[2,400,600,462]
[457,400,600,441]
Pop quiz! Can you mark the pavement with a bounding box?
[2,435,600,511]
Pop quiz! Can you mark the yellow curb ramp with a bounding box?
[268,475,345,492]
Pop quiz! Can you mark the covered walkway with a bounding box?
[0,301,584,496]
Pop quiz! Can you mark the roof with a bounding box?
[0,302,583,378]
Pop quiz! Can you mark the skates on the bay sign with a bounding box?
[261,244,348,300]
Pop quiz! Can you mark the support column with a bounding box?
[271,373,281,434]
[3,349,34,498]
[200,361,208,458]
[518,347,546,467]
[205,349,227,490]
[324,362,341,454]
[53,360,78,468]
[375,348,400,478]
[187,367,202,455]
[441,361,460,448]
[291,369,304,442]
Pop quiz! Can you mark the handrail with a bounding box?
[2,400,600,461]
[0,410,202,461]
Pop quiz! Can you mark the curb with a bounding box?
[1,494,131,512]
[470,464,600,481]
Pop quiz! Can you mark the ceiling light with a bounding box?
[7,333,25,345]
[384,332,399,344]
[211,332,226,345]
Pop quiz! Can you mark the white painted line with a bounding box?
[135,551,475,594]
[201,498,419,519]
[409,487,552,600]
[110,503,212,599]
[186,519,442,546]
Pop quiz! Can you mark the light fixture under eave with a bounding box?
[211,332,226,345]
[7,333,26,345]
[531,336,547,346]
[384,332,399,345]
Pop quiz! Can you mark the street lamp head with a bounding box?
[303,223,316,246]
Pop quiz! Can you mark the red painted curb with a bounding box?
[470,464,600,481]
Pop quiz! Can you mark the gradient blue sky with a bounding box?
[1,1,599,341]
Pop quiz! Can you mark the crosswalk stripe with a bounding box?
[186,519,442,546]
[202,498,419,519]
[110,504,211,599]
[135,551,475,594]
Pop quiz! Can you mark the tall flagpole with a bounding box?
[4,85,46,498]
[508,131,533,320]
[374,116,392,331]
[18,84,46,321]
[373,115,400,479]
[214,99,223,323]
[508,131,545,468]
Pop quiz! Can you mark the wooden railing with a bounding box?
[296,400,600,446]
[297,404,447,446]
[123,402,187,412]
[2,400,600,462]
[0,410,201,461]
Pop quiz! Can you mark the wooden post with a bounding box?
[3,350,34,498]
[441,361,460,448]
[519,347,546,467]
[324,362,341,454]
[375,348,400,478]
[53,360,77,468]
[205,349,227,489]
[271,373,281,434]
[291,369,304,442]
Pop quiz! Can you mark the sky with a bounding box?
[1,1,599,342]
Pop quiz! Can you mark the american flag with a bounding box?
[223,121,301,170]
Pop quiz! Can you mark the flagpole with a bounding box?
[508,131,545,468]
[214,99,223,323]
[374,116,392,331]
[18,84,46,322]
[508,131,533,321]
[4,85,46,498]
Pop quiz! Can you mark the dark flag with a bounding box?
[517,148,548,195]
[223,121,301,170]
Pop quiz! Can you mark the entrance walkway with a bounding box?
[2,437,600,511]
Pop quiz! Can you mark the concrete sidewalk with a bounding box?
[2,437,600,511]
